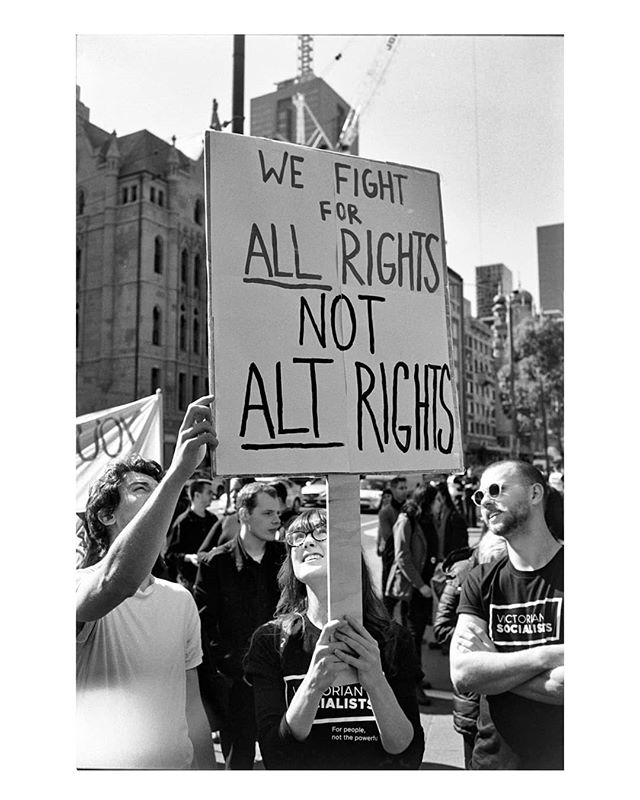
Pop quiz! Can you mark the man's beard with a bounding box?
[487,502,530,537]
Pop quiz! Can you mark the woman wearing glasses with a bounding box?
[243,509,424,770]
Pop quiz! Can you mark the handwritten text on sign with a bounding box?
[206,132,463,475]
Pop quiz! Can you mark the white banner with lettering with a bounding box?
[76,392,163,512]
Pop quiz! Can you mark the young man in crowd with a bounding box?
[194,482,285,769]
[165,478,217,592]
[377,475,408,614]
[450,459,564,770]
[76,395,218,770]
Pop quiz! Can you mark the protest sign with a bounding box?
[76,391,164,512]
[205,132,463,477]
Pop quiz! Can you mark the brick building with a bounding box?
[76,86,208,463]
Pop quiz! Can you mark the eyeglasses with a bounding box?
[285,526,328,548]
[472,483,504,507]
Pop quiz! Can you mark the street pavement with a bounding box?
[211,512,481,769]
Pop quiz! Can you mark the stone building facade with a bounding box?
[76,87,208,463]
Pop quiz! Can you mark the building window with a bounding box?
[179,307,187,350]
[76,302,80,347]
[192,374,199,399]
[194,198,204,225]
[181,249,188,285]
[77,189,85,216]
[152,306,162,346]
[131,184,138,202]
[76,247,82,282]
[194,254,202,291]
[150,187,156,203]
[178,372,186,410]
[158,190,164,207]
[151,367,161,392]
[154,236,163,274]
[122,187,129,204]
[193,314,200,354]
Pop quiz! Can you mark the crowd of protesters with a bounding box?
[75,396,563,770]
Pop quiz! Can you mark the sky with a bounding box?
[76,33,563,315]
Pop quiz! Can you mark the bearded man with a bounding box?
[449,460,564,770]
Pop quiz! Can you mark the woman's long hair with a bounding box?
[275,509,402,674]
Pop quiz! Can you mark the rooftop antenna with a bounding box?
[298,34,314,81]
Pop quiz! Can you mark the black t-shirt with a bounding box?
[244,617,424,770]
[458,547,564,770]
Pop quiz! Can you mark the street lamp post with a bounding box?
[492,290,519,459]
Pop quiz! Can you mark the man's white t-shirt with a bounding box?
[76,572,202,769]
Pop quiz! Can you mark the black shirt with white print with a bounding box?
[244,617,424,769]
[458,547,564,770]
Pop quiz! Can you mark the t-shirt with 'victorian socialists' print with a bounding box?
[244,617,424,769]
[457,547,564,770]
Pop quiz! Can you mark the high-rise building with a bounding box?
[447,268,466,438]
[250,75,357,154]
[462,299,501,463]
[475,263,513,322]
[537,223,564,315]
[76,87,208,464]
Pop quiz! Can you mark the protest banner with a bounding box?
[76,391,164,512]
[205,131,463,619]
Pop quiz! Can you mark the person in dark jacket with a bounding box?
[377,475,409,616]
[164,479,217,592]
[385,485,438,706]
[434,532,507,768]
[429,481,469,621]
[193,482,285,769]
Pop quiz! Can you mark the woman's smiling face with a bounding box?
[290,524,328,584]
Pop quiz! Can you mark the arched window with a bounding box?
[194,253,201,291]
[179,307,187,350]
[194,198,203,225]
[180,249,188,285]
[152,306,162,346]
[154,236,163,274]
[193,313,200,354]
[77,189,85,216]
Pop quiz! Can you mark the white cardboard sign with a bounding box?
[205,131,463,476]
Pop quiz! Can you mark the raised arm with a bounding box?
[450,613,564,696]
[76,395,217,622]
[335,616,414,755]
[284,620,351,741]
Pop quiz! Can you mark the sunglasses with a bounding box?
[285,526,328,548]
[472,483,505,507]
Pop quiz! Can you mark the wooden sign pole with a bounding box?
[326,473,362,685]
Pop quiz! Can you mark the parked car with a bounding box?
[359,476,388,513]
[301,477,327,507]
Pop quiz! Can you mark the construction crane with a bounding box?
[336,34,401,152]
[291,34,401,152]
